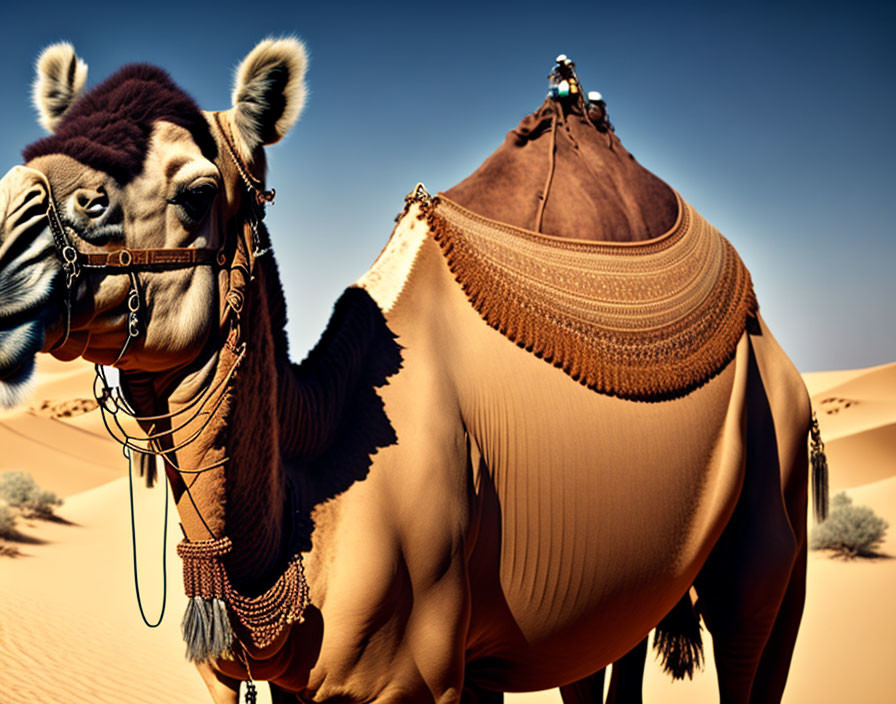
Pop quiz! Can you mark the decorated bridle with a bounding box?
[35,112,309,693]
[41,114,273,364]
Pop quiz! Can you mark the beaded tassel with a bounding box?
[809,412,830,523]
[178,537,234,662]
[177,536,309,661]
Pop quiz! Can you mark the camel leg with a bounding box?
[747,402,810,703]
[605,637,648,704]
[693,351,804,703]
[558,636,647,704]
[559,669,605,703]
[195,661,241,704]
[748,539,807,702]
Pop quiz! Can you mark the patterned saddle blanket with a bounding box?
[423,192,758,401]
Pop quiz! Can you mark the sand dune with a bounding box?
[1,360,894,703]
[0,357,122,498]
[802,360,896,396]
[803,363,896,494]
[0,410,124,497]
[0,478,210,704]
[822,422,896,491]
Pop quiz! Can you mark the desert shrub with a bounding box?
[830,492,852,511]
[811,492,889,558]
[0,471,62,518]
[0,471,33,506]
[0,500,16,538]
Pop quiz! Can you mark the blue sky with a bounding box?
[0,0,892,371]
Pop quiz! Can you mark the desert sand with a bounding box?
[1,356,894,703]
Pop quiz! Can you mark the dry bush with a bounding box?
[0,499,16,539]
[811,492,888,558]
[0,471,63,518]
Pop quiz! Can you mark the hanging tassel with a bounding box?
[177,537,235,662]
[210,597,234,657]
[176,535,310,662]
[810,412,830,523]
[136,451,157,488]
[181,596,235,662]
[652,592,704,680]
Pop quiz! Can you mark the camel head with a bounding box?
[0,38,307,408]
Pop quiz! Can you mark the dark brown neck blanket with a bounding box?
[444,98,678,242]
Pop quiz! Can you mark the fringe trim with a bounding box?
[177,537,309,662]
[422,195,758,401]
[809,412,829,523]
[652,592,704,680]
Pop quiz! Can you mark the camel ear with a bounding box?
[32,43,88,133]
[230,37,308,159]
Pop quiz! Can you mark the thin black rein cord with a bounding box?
[127,445,168,627]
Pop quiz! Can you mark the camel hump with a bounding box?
[444,56,679,243]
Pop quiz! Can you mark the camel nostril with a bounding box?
[74,188,109,218]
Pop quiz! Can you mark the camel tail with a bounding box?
[652,591,704,680]
[809,412,829,523]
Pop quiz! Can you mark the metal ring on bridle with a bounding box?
[255,188,276,206]
[94,377,119,415]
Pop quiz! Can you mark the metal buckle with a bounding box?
[407,183,430,206]
[61,245,80,286]
[395,183,431,222]
[111,249,133,267]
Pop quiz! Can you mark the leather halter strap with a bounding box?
[79,247,220,269]
[43,185,220,291]
[42,181,221,358]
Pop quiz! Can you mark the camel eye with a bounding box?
[170,182,218,224]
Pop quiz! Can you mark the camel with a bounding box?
[0,40,823,703]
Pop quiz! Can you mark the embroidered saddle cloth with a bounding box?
[424,192,758,400]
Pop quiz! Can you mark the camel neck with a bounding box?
[163,262,287,593]
[160,277,402,595]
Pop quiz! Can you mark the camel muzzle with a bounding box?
[0,166,65,406]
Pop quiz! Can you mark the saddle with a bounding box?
[423,191,758,401]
